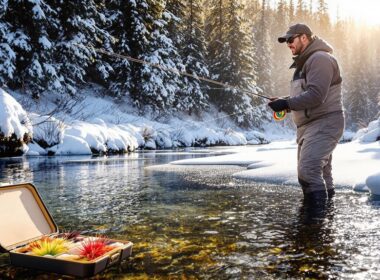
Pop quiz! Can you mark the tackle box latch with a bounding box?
[107,251,121,267]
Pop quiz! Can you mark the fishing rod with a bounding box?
[76,44,287,121]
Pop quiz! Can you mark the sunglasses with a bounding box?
[286,34,301,44]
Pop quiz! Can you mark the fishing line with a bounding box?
[73,43,287,122]
[80,45,271,100]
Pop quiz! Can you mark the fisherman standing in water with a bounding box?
[268,23,344,204]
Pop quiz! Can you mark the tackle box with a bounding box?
[0,183,133,277]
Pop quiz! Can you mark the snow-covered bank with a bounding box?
[1,87,379,193]
[1,88,287,156]
[171,121,380,194]
[0,89,32,156]
[0,89,32,138]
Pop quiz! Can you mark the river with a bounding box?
[0,148,379,279]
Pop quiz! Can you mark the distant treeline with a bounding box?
[0,0,378,129]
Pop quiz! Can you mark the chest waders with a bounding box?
[290,60,345,195]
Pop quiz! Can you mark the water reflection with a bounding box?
[281,199,336,279]
[0,157,33,184]
[0,149,379,279]
[368,194,380,207]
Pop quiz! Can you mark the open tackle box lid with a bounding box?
[0,183,58,252]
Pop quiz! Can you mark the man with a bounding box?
[268,23,344,202]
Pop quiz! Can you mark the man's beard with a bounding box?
[294,42,306,55]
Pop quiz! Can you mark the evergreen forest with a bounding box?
[0,0,379,130]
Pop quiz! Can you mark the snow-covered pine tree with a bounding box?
[345,36,375,130]
[207,0,264,128]
[2,0,62,98]
[112,0,153,111]
[166,0,185,56]
[243,0,260,77]
[253,0,274,100]
[53,0,114,95]
[205,0,226,106]
[131,0,183,117]
[168,0,210,115]
[106,0,134,98]
[0,2,16,88]
[331,17,349,99]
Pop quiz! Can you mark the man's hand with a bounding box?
[268,98,290,112]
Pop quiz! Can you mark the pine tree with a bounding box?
[243,0,260,20]
[296,0,306,23]
[206,0,225,84]
[271,0,292,97]
[374,32,380,116]
[368,38,380,120]
[2,0,62,98]
[276,0,289,27]
[174,0,210,115]
[106,0,134,98]
[0,2,16,87]
[331,17,348,79]
[166,0,185,48]
[207,0,263,128]
[131,0,183,116]
[53,0,114,95]
[289,0,295,23]
[253,0,274,99]
[316,0,330,36]
[345,36,375,129]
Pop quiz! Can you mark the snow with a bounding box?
[1,87,379,194]
[0,88,270,155]
[48,134,92,155]
[29,59,43,78]
[353,119,380,143]
[0,43,16,78]
[171,135,380,194]
[63,120,137,153]
[366,172,380,195]
[39,36,52,49]
[27,141,48,156]
[0,88,32,138]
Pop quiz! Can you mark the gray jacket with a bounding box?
[288,37,344,127]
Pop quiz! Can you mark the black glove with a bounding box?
[268,99,289,112]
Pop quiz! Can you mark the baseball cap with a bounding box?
[278,23,313,43]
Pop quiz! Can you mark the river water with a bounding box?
[0,148,379,279]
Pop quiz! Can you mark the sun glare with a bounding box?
[329,0,380,26]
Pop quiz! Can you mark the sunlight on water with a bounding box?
[0,148,380,279]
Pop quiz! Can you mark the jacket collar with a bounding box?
[289,36,333,71]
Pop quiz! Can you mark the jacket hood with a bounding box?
[290,36,333,70]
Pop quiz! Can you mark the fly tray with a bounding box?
[9,235,133,277]
[0,183,133,277]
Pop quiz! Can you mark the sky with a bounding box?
[327,0,380,26]
[269,0,380,26]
